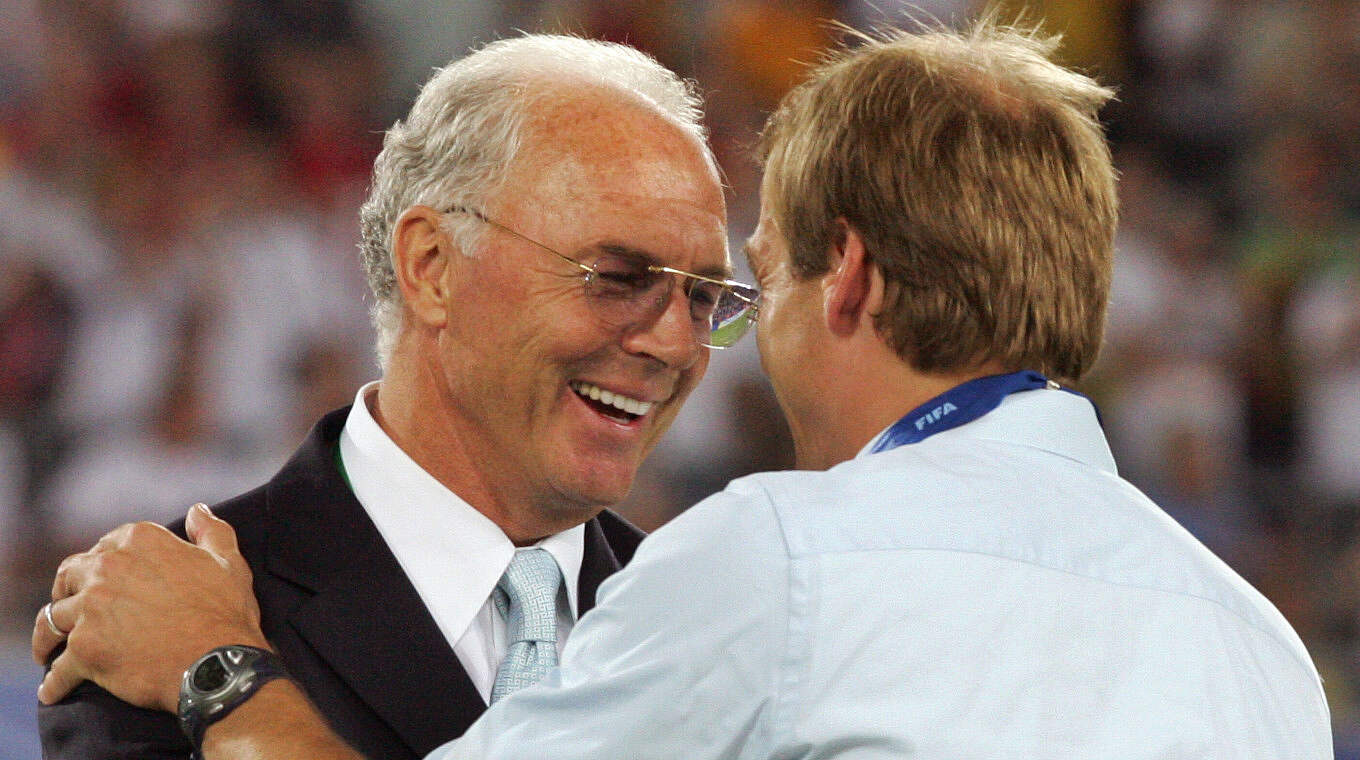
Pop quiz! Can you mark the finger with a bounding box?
[33,596,78,664]
[50,523,142,602]
[37,648,88,705]
[93,523,129,550]
[50,544,101,601]
[186,503,242,565]
[50,544,123,601]
[50,555,72,602]
[50,549,94,601]
[31,604,64,665]
[184,503,212,544]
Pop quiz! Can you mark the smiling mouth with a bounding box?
[570,381,654,423]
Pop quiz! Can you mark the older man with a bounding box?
[37,17,1331,760]
[36,34,752,760]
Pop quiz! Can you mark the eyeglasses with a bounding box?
[445,206,760,349]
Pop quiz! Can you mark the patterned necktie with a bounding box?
[490,548,563,703]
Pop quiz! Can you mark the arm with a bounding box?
[198,679,361,760]
[35,487,788,759]
[33,505,365,760]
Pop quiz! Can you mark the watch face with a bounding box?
[192,654,230,693]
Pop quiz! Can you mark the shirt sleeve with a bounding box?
[428,482,789,760]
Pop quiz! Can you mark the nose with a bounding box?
[619,278,705,370]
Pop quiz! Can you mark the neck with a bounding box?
[373,346,582,546]
[788,358,1006,471]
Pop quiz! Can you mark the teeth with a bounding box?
[571,381,654,417]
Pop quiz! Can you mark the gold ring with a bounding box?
[42,602,68,638]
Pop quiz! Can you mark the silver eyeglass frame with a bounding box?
[442,205,760,349]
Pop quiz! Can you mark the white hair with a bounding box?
[358,34,711,368]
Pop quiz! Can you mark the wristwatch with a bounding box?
[177,645,290,751]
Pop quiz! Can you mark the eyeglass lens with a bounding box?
[584,253,756,348]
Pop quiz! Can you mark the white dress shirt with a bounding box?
[432,386,1332,759]
[338,383,584,704]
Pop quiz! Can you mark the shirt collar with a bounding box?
[858,384,1117,475]
[338,382,584,647]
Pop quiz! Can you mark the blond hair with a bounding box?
[760,17,1118,381]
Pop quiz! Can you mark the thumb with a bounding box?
[185,503,241,563]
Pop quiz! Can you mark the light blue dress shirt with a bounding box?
[430,387,1332,759]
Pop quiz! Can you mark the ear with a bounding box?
[822,219,883,337]
[392,206,457,329]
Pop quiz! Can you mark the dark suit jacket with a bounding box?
[38,406,645,759]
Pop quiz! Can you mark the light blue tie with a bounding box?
[490,548,563,703]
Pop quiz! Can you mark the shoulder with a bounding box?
[162,482,272,566]
[627,476,790,578]
[578,482,792,659]
[203,407,352,552]
[161,408,350,556]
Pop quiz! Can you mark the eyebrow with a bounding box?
[597,243,733,281]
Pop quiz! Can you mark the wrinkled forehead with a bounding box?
[575,195,731,272]
[494,96,729,270]
[522,90,718,190]
[504,188,730,276]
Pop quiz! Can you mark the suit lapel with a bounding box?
[258,410,643,754]
[282,511,629,751]
[288,544,488,752]
[261,412,486,755]
[577,517,624,615]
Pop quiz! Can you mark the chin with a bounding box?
[548,470,637,512]
[576,480,635,510]
[555,441,649,502]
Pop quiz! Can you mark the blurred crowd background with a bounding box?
[0,0,1357,756]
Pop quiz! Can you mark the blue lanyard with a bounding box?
[870,370,1069,454]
